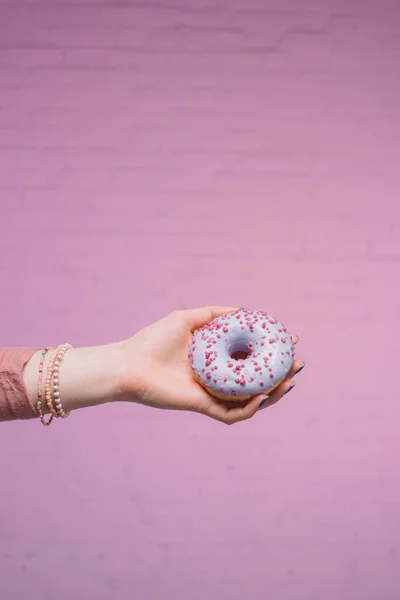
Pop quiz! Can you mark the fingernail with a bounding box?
[295,362,306,375]
[258,395,269,409]
[284,382,296,396]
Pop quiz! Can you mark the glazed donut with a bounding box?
[189,308,295,401]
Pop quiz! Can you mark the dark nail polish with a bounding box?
[284,383,296,396]
[258,396,269,409]
[295,362,306,376]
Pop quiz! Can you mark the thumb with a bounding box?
[184,305,238,332]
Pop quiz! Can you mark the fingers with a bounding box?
[258,355,305,411]
[203,357,304,420]
[290,333,299,345]
[193,362,302,423]
[181,306,238,332]
[258,378,296,410]
[206,393,263,425]
[287,359,306,379]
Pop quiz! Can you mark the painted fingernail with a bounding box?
[295,362,306,375]
[258,395,269,409]
[284,382,296,396]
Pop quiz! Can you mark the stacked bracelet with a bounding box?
[38,343,73,426]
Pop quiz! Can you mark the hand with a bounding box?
[118,307,303,425]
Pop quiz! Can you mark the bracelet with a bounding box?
[45,345,62,418]
[51,343,72,419]
[42,344,73,421]
[37,347,53,427]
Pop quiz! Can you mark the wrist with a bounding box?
[60,343,125,411]
[24,342,126,415]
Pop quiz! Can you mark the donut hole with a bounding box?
[231,349,251,360]
[229,341,252,361]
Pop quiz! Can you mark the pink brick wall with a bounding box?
[1,1,400,599]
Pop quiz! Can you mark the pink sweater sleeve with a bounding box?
[0,348,39,421]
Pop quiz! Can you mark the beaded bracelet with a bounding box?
[51,343,72,419]
[36,347,53,427]
[45,345,62,418]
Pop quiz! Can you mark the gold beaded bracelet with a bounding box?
[51,343,72,419]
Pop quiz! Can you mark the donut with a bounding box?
[188,308,295,401]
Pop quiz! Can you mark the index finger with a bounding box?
[184,306,237,332]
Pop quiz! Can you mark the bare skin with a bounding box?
[24,306,304,425]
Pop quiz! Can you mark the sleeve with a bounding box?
[0,348,39,422]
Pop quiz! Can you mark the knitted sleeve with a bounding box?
[0,348,39,421]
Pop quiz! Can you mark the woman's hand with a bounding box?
[118,306,304,425]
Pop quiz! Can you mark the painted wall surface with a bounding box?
[1,1,400,599]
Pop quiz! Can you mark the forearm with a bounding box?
[23,343,124,416]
